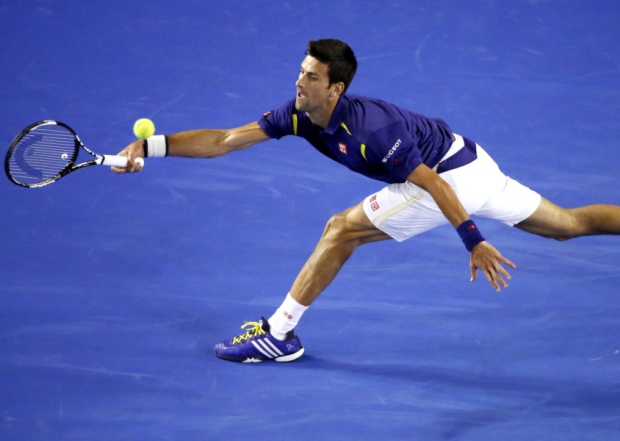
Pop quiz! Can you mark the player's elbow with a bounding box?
[202,131,237,158]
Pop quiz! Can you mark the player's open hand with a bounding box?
[112,140,145,174]
[469,241,516,291]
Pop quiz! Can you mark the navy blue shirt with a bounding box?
[258,94,454,184]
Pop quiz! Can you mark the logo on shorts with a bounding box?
[339,142,348,154]
[369,195,379,211]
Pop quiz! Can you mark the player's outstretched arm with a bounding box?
[113,122,270,173]
[406,163,516,291]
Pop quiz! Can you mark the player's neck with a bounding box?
[307,97,339,129]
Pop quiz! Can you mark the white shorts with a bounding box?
[362,135,541,242]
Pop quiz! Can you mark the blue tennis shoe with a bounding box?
[214,317,305,363]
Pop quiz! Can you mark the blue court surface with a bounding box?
[1,1,619,440]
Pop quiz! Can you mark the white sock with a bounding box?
[268,293,308,341]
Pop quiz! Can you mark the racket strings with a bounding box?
[7,125,78,185]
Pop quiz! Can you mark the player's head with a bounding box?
[306,39,357,93]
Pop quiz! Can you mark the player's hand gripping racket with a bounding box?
[5,120,139,188]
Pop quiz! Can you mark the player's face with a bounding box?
[295,56,333,114]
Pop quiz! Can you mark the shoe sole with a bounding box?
[274,346,305,363]
[216,347,305,363]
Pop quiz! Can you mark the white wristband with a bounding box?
[145,135,168,158]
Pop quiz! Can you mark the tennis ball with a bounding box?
[133,118,155,139]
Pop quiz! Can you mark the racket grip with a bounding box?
[101,155,129,167]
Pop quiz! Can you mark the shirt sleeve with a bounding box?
[365,122,423,182]
[257,99,296,139]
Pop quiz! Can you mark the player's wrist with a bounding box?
[456,219,485,252]
[143,135,168,158]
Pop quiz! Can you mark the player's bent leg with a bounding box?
[515,197,620,240]
[289,201,391,306]
[214,202,389,363]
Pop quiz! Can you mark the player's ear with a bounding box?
[330,82,345,97]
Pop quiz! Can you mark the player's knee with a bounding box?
[321,212,358,247]
[550,209,592,240]
[322,212,347,239]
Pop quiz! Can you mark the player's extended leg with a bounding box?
[289,201,392,306]
[515,197,620,239]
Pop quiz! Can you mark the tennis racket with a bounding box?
[5,120,135,188]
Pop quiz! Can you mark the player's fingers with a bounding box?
[111,165,127,174]
[470,265,478,283]
[489,263,511,290]
[110,151,129,173]
[497,264,512,282]
[483,268,501,292]
[130,156,144,172]
[500,255,517,269]
[121,154,144,173]
[127,155,142,173]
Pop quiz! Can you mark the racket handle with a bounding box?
[100,155,129,167]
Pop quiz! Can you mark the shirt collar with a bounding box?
[323,95,349,135]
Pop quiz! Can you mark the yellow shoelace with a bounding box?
[231,321,266,344]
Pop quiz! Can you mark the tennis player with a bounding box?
[114,39,620,363]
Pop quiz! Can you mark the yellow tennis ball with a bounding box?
[133,118,155,139]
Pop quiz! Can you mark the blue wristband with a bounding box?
[457,220,485,252]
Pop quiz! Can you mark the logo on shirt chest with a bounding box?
[338,142,348,155]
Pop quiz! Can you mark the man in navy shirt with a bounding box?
[115,39,620,363]
[259,93,454,183]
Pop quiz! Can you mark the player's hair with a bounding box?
[306,39,357,93]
